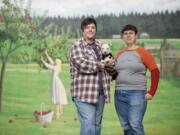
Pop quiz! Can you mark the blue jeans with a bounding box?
[114,90,147,135]
[74,95,105,135]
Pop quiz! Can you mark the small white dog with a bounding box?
[101,43,117,80]
[101,43,112,55]
[101,43,114,65]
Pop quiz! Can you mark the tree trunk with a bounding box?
[0,61,6,112]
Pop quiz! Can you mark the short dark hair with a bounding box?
[121,24,138,34]
[81,17,97,31]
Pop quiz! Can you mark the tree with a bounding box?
[0,0,51,111]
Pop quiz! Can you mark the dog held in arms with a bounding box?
[101,43,117,80]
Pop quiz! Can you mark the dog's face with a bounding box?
[101,44,111,55]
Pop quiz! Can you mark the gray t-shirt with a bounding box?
[115,50,147,90]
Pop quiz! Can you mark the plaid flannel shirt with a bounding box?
[70,38,111,103]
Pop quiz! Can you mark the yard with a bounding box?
[0,63,180,135]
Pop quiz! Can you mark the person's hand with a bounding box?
[102,59,115,74]
[104,58,115,68]
[145,93,153,100]
[43,49,48,56]
[37,58,44,67]
[37,60,43,65]
[40,57,45,63]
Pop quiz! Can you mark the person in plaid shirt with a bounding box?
[70,18,114,135]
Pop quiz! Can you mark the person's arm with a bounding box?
[136,47,160,100]
[41,59,55,70]
[145,68,160,100]
[46,55,54,65]
[70,43,104,74]
[44,50,54,65]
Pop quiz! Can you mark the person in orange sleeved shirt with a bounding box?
[114,24,160,135]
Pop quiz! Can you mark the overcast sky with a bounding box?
[1,0,180,17]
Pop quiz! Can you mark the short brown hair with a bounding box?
[121,24,138,34]
[81,17,97,32]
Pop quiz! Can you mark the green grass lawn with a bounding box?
[0,64,180,135]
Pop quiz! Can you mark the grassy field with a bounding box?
[0,63,180,135]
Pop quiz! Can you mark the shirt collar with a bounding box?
[81,38,101,47]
